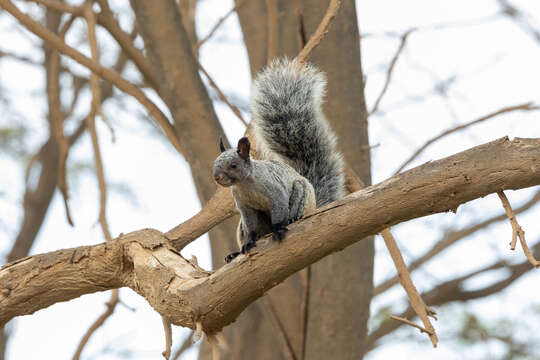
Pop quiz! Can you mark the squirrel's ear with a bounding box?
[219,137,227,153]
[237,137,251,161]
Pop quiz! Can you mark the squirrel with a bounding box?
[212,58,346,263]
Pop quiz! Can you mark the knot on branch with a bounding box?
[122,229,218,332]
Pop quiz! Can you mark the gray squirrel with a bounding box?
[212,58,346,263]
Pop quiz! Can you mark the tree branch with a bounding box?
[72,289,119,360]
[368,237,540,349]
[497,191,540,267]
[369,28,415,116]
[296,0,343,64]
[0,0,185,156]
[394,102,539,174]
[171,330,193,360]
[374,187,540,296]
[94,0,158,90]
[195,0,250,52]
[380,228,438,347]
[1,137,540,336]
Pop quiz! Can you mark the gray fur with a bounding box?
[289,179,310,223]
[213,141,316,256]
[251,58,346,206]
[212,148,252,187]
[214,59,345,261]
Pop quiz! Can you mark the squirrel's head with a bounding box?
[213,137,252,187]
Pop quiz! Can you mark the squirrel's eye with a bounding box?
[230,162,237,169]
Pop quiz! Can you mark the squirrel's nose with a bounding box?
[214,173,224,182]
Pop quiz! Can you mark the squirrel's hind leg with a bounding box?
[288,179,316,224]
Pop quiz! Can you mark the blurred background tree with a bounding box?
[0,0,539,359]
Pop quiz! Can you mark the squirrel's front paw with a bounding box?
[287,216,300,225]
[225,251,240,263]
[272,222,288,242]
[241,239,256,254]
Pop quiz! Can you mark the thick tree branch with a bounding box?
[374,187,540,296]
[1,137,540,336]
[166,187,235,250]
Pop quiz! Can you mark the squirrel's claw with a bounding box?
[272,223,288,242]
[287,216,300,225]
[224,251,240,263]
[241,239,257,254]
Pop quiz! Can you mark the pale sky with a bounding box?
[1,0,540,359]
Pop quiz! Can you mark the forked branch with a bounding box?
[381,229,438,347]
[1,137,540,336]
[497,191,540,267]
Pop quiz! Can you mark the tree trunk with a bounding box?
[202,1,373,359]
[299,1,373,357]
[130,0,239,270]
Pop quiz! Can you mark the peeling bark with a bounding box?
[1,137,539,335]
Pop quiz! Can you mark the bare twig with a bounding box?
[497,191,540,267]
[374,188,540,296]
[0,49,41,65]
[197,61,247,126]
[498,191,523,250]
[29,0,158,91]
[498,0,540,44]
[72,289,119,360]
[295,0,343,64]
[368,239,540,348]
[72,5,118,359]
[0,0,185,156]
[380,228,438,347]
[87,87,112,241]
[30,0,81,14]
[47,14,76,226]
[369,28,415,115]
[84,0,112,243]
[195,0,250,51]
[95,0,158,90]
[390,315,433,335]
[162,316,172,360]
[6,13,127,265]
[171,331,194,360]
[193,321,203,344]
[394,102,539,174]
[259,297,297,360]
[345,167,437,347]
[84,1,105,119]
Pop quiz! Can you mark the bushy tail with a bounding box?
[251,58,345,206]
